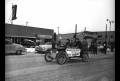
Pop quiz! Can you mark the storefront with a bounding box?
[5,23,54,46]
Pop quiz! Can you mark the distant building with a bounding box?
[5,23,54,45]
[96,31,115,45]
[59,31,115,46]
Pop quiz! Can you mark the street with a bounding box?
[5,52,115,81]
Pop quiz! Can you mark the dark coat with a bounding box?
[81,40,88,50]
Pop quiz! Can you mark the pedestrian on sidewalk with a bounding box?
[103,42,107,54]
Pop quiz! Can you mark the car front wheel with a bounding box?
[56,52,68,65]
[44,53,53,62]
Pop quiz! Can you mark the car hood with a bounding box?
[36,44,52,51]
[12,43,25,48]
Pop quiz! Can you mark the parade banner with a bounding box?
[66,48,81,57]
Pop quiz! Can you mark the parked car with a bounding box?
[35,42,52,53]
[22,39,36,48]
[5,39,26,55]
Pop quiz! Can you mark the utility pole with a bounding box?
[57,27,61,45]
[57,27,60,41]
[106,19,114,44]
[84,27,86,31]
[26,21,29,26]
[57,27,59,35]
[84,27,86,37]
[75,24,77,34]
[74,24,77,39]
[105,24,107,46]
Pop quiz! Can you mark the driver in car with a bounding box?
[65,39,71,48]
[70,38,77,47]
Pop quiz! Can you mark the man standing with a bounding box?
[76,38,82,49]
[103,41,107,54]
[81,37,89,62]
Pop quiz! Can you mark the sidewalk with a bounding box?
[89,52,114,59]
[23,51,115,59]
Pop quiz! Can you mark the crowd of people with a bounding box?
[65,37,89,62]
[65,37,114,55]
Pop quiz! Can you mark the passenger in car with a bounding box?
[65,39,71,48]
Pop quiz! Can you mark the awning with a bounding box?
[84,36,97,39]
[37,34,52,39]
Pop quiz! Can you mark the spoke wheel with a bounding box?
[44,53,53,62]
[56,52,68,65]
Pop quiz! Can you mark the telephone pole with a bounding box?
[57,27,60,41]
[75,24,77,34]
[26,21,29,26]
[74,24,77,39]
[106,19,114,43]
[57,27,59,35]
[84,27,86,31]
[105,24,107,46]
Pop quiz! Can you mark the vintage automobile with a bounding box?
[5,39,26,55]
[22,39,36,48]
[35,42,52,53]
[44,45,89,65]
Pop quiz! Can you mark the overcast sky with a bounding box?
[5,0,115,34]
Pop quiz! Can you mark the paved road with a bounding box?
[5,52,115,81]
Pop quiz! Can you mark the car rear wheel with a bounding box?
[44,53,53,62]
[56,52,68,65]
[16,50,22,55]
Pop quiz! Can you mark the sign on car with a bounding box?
[66,48,81,57]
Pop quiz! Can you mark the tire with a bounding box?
[16,50,22,55]
[44,53,53,62]
[56,52,68,65]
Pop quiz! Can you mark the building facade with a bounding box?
[5,24,54,46]
[59,31,115,46]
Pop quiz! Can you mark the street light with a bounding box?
[106,19,114,44]
[106,19,114,32]
[26,21,29,26]
[57,27,59,35]
[57,27,61,45]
